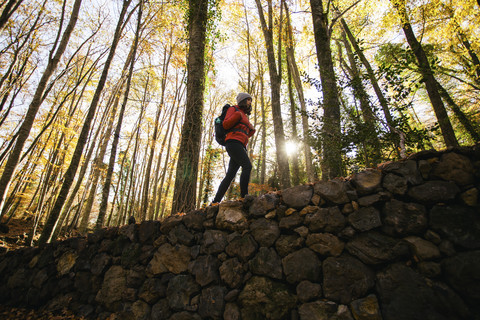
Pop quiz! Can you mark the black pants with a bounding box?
[213,140,252,203]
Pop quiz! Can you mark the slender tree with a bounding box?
[0,0,82,219]
[171,0,209,214]
[38,0,135,245]
[284,1,316,182]
[96,0,143,228]
[254,0,291,188]
[0,0,24,30]
[309,0,343,179]
[339,30,381,166]
[391,0,458,147]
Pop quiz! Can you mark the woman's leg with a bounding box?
[212,156,240,203]
[226,142,252,198]
[212,141,252,203]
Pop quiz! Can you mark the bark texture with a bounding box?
[309,0,343,179]
[171,0,209,214]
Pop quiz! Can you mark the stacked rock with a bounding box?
[0,145,479,320]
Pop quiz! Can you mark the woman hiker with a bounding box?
[212,92,256,204]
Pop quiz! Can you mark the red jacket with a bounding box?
[223,105,255,147]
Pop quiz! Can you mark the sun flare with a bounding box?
[285,140,299,157]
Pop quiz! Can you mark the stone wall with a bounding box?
[0,145,479,320]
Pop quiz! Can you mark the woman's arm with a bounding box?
[223,107,242,130]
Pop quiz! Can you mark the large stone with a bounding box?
[296,281,322,303]
[275,234,305,257]
[183,210,206,231]
[199,286,227,319]
[132,300,151,320]
[216,201,247,231]
[282,185,313,208]
[382,199,427,236]
[166,275,201,311]
[7,267,28,289]
[121,242,141,268]
[127,266,145,288]
[357,193,383,207]
[90,252,111,276]
[407,181,460,205]
[461,187,478,206]
[323,255,375,304]
[168,224,194,246]
[348,207,382,232]
[404,236,441,261]
[169,312,202,320]
[376,263,471,320]
[306,233,344,257]
[224,303,240,320]
[383,173,407,195]
[138,220,160,244]
[250,218,280,247]
[249,247,283,280]
[32,268,48,289]
[147,243,191,275]
[159,214,183,234]
[350,294,382,320]
[351,169,382,195]
[443,251,480,310]
[226,234,258,262]
[279,212,304,229]
[381,159,423,185]
[298,301,338,320]
[305,207,346,233]
[220,258,245,289]
[189,255,220,286]
[313,179,350,204]
[282,248,321,284]
[151,299,171,320]
[239,276,297,320]
[430,205,480,249]
[139,278,166,304]
[95,265,127,308]
[431,152,475,186]
[56,251,77,276]
[249,193,280,216]
[346,232,410,265]
[202,230,228,254]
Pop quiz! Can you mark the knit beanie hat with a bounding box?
[236,92,252,105]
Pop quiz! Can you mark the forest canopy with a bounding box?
[0,0,478,244]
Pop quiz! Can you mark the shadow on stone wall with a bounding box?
[0,145,479,320]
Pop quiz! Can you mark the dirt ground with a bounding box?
[0,218,36,252]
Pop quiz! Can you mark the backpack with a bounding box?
[214,104,233,146]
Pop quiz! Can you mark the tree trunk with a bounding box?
[435,79,480,142]
[171,0,209,214]
[51,123,100,240]
[0,0,82,219]
[340,18,398,144]
[441,3,480,83]
[340,31,382,167]
[309,0,343,179]
[38,0,133,245]
[287,61,300,185]
[392,0,458,147]
[146,46,172,219]
[0,0,24,30]
[157,98,182,217]
[94,0,142,229]
[259,69,267,186]
[285,3,316,182]
[254,0,291,189]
